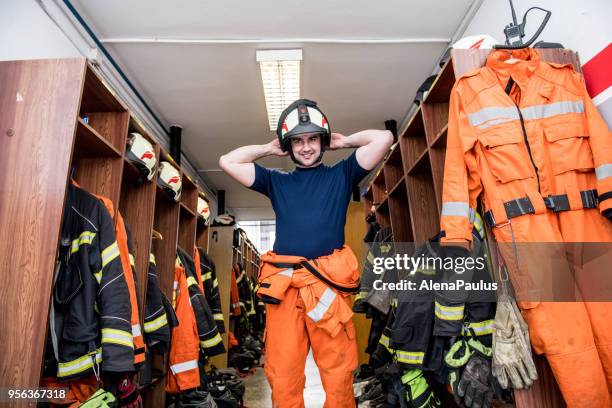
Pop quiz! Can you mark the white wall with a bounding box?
[464,0,611,62]
[463,0,612,124]
[0,0,80,61]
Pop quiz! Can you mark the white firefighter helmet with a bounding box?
[127,132,157,180]
[157,161,182,201]
[197,196,210,224]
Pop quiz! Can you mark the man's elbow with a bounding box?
[218,155,230,172]
[381,130,393,149]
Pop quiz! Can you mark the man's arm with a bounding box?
[330,130,393,170]
[218,139,287,187]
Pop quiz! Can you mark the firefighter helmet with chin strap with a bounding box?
[276,99,330,164]
[157,161,182,202]
[126,132,157,181]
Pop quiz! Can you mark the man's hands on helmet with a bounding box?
[266,138,288,156]
[329,132,349,150]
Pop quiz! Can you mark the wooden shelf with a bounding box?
[400,110,428,173]
[407,149,430,175]
[80,65,127,114]
[180,201,196,217]
[388,180,414,242]
[383,146,404,193]
[388,175,406,197]
[138,375,165,391]
[431,124,448,148]
[73,118,122,158]
[423,58,455,104]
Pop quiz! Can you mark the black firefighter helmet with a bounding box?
[276,99,331,163]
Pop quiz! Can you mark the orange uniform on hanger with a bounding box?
[231,264,242,316]
[166,258,201,393]
[258,245,360,408]
[441,48,612,407]
[95,195,147,366]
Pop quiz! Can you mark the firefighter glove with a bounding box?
[492,295,538,389]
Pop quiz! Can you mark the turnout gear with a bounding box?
[374,231,494,372]
[230,265,241,316]
[446,337,494,408]
[126,132,156,181]
[41,375,99,406]
[441,48,612,407]
[401,369,441,408]
[175,389,217,408]
[259,246,359,407]
[157,161,182,202]
[258,245,360,336]
[177,248,225,357]
[143,253,171,351]
[80,389,118,408]
[95,195,146,367]
[166,258,201,393]
[196,247,225,333]
[491,293,538,390]
[50,183,134,380]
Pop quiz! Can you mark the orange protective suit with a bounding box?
[95,195,146,366]
[166,258,200,393]
[258,245,360,408]
[441,48,612,407]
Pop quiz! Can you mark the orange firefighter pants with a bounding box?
[264,287,358,408]
[494,208,612,408]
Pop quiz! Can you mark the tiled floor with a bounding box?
[243,351,326,407]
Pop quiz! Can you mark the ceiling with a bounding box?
[71,0,477,220]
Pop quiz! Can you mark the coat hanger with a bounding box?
[505,50,521,64]
[152,229,163,240]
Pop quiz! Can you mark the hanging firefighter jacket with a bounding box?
[196,247,225,333]
[353,223,386,313]
[94,193,146,367]
[373,225,494,374]
[176,247,225,357]
[236,264,256,318]
[258,245,360,337]
[230,264,242,316]
[142,253,171,352]
[166,257,200,393]
[49,183,134,380]
[441,48,612,408]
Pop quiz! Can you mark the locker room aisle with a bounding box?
[243,352,325,407]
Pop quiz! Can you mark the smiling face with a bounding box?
[290,132,322,167]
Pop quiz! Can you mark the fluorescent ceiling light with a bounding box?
[256,49,302,131]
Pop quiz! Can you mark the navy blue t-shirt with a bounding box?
[249,152,370,259]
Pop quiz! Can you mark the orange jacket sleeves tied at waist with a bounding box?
[258,245,360,338]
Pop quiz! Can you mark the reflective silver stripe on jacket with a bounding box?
[468,106,520,129]
[468,101,584,130]
[596,164,612,181]
[441,202,475,222]
[521,100,584,121]
[171,359,198,374]
[307,288,336,322]
[132,323,142,337]
[279,268,293,278]
[434,302,465,321]
[101,242,120,267]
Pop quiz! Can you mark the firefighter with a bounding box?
[219,99,392,407]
